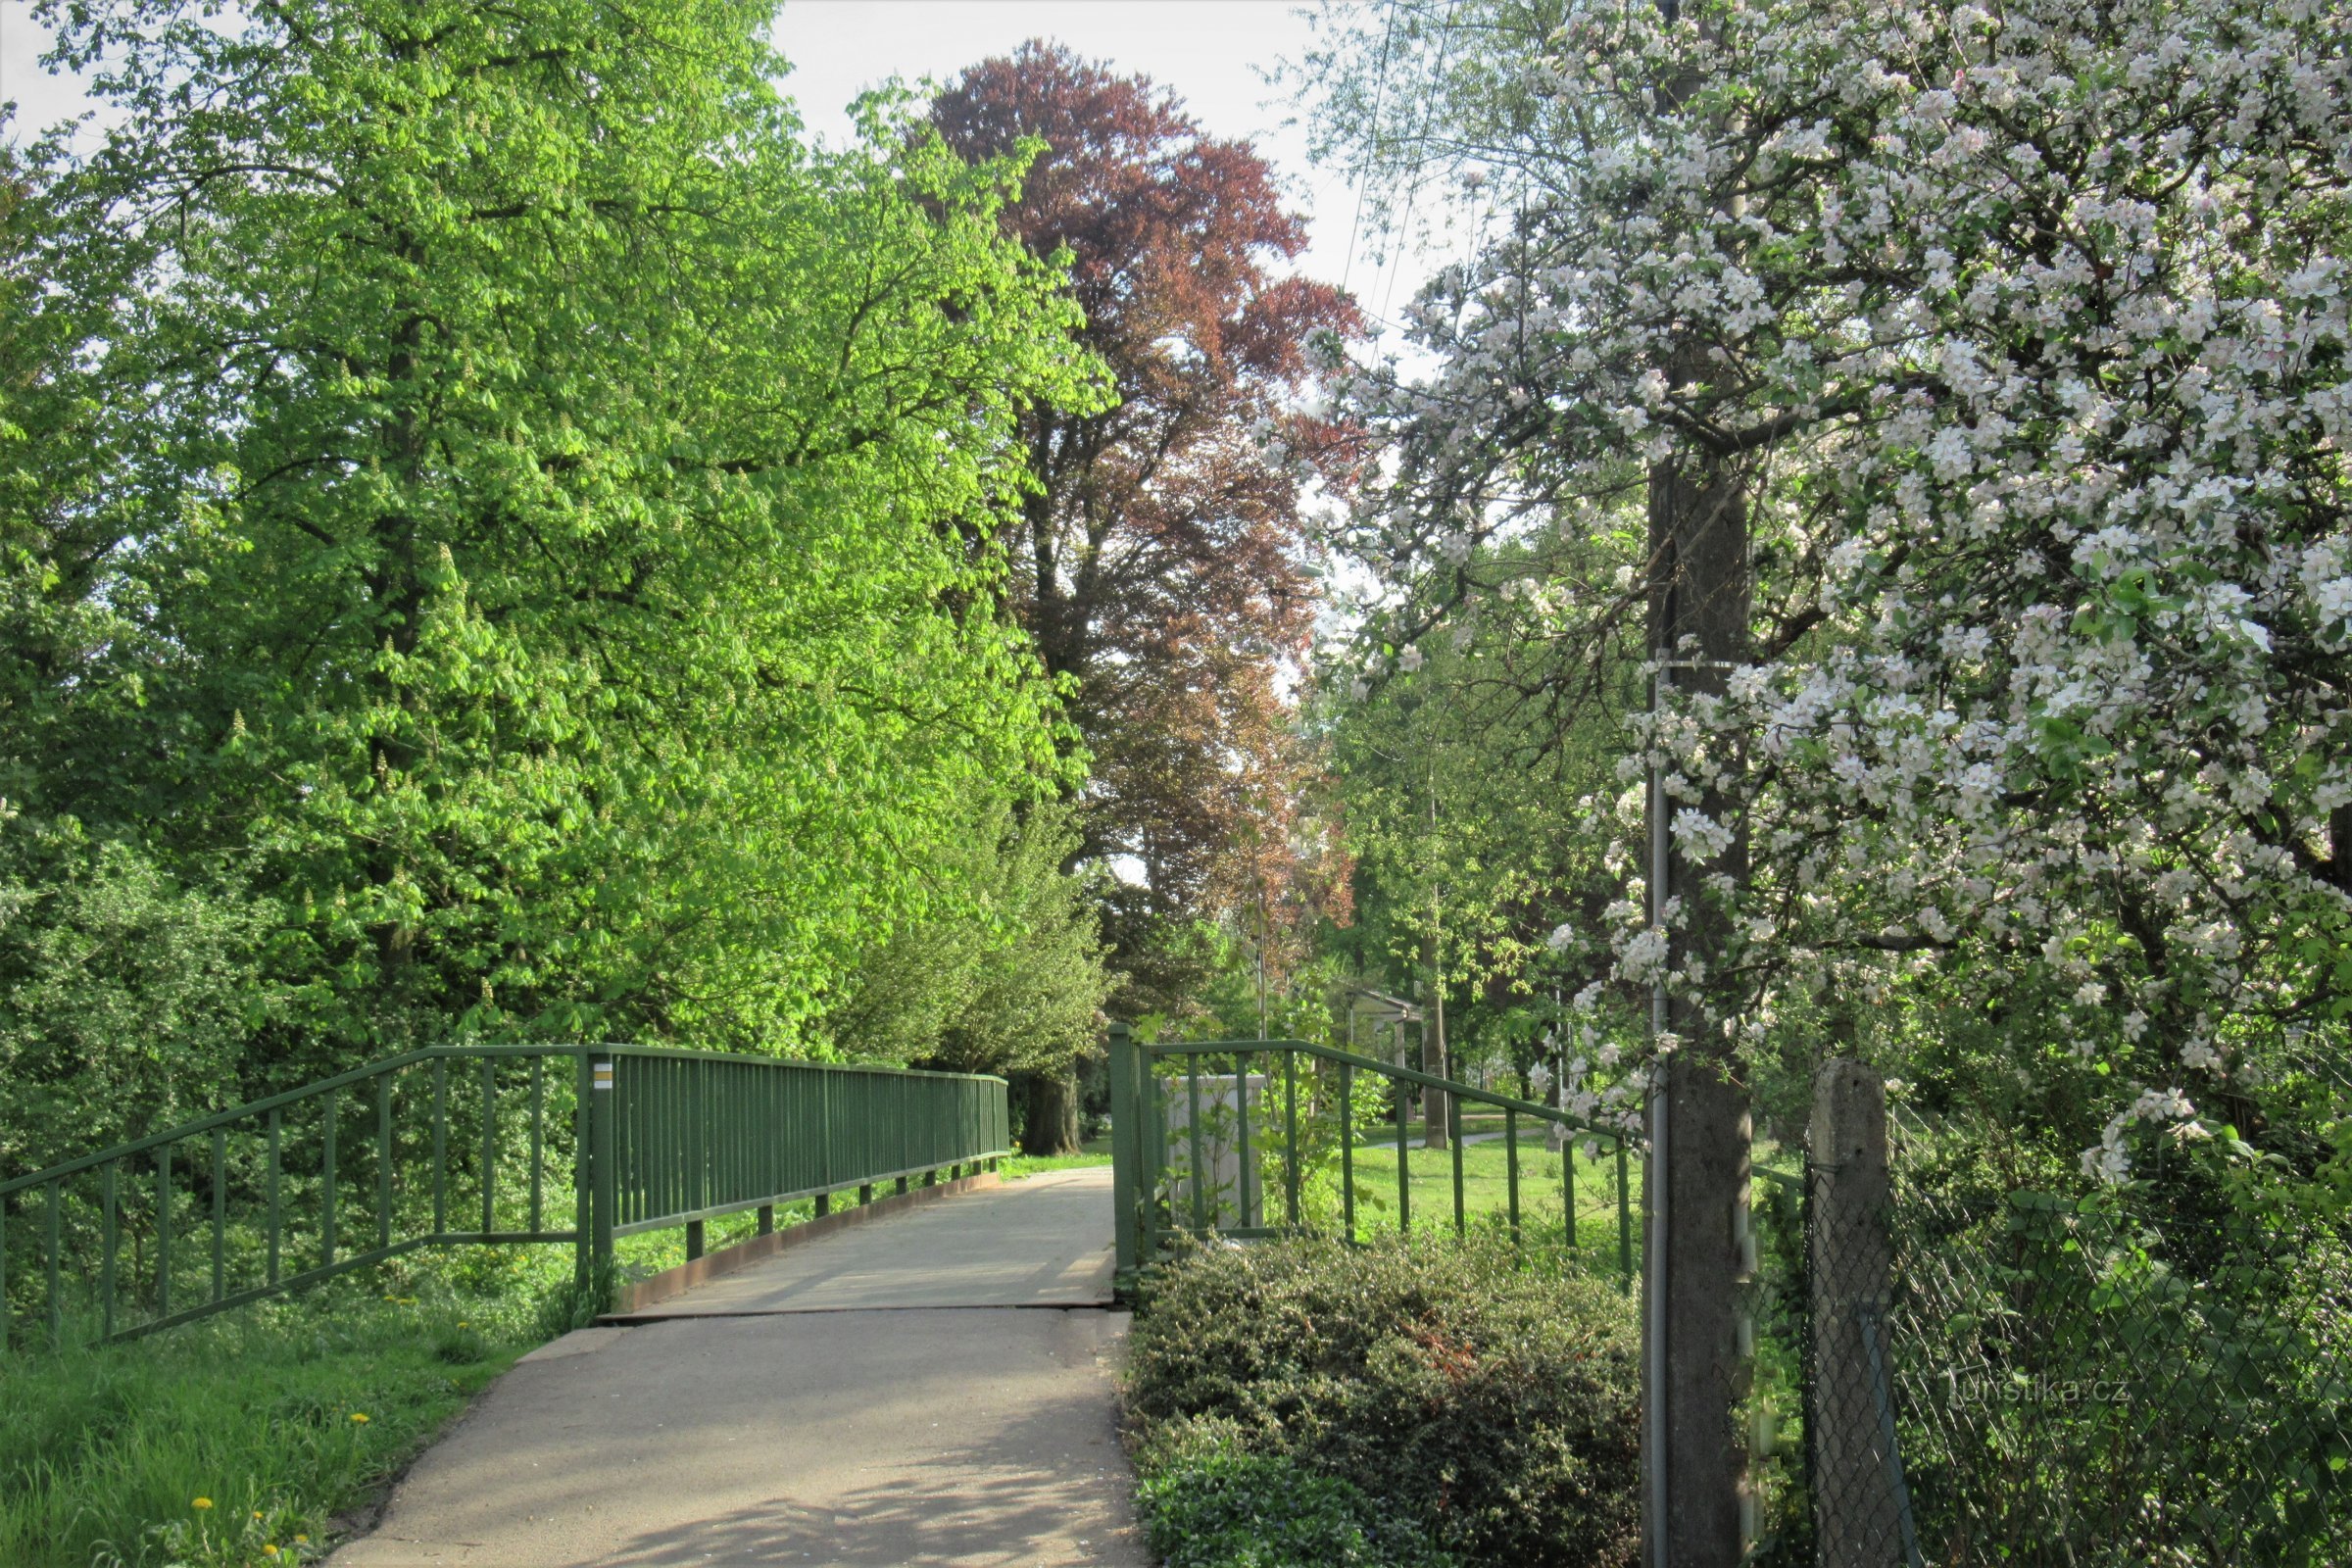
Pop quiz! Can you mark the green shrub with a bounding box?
[1138,1449,1463,1568]
[1125,1235,1642,1567]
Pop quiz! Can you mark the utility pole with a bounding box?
[1635,0,1755,1552]
[1640,420,1752,1566]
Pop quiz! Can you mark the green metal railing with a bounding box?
[0,1044,1009,1349]
[1108,1025,1643,1295]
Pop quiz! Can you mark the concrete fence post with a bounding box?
[1808,1059,1914,1568]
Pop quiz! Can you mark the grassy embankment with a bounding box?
[0,1270,545,1567]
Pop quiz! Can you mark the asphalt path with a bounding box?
[331,1167,1142,1567]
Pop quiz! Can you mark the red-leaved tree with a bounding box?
[931,44,1361,1054]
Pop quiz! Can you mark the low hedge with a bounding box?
[1138,1448,1462,1568]
[1124,1234,1642,1567]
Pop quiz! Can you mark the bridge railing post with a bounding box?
[1109,1021,1141,1297]
[589,1054,616,1305]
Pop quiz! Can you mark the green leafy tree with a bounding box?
[12,0,1106,1088]
[826,791,1111,1100]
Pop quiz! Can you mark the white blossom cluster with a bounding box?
[1322,0,2352,1178]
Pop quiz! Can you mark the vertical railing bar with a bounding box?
[572,1053,592,1287]
[625,1054,640,1229]
[1506,1108,1521,1249]
[371,1067,390,1250]
[1340,1062,1355,1245]
[321,1087,338,1270]
[431,1058,448,1237]
[643,1054,658,1227]
[1235,1049,1253,1230]
[1449,1090,1465,1237]
[1283,1048,1300,1231]
[1139,1054,1160,1263]
[156,1144,172,1322]
[591,1054,615,1289]
[1566,1128,1579,1250]
[659,1056,672,1224]
[1394,1069,1410,1236]
[46,1178,62,1346]
[102,1159,118,1339]
[1185,1054,1207,1236]
[267,1108,281,1286]
[529,1054,546,1234]
[622,1051,639,1228]
[211,1126,226,1305]
[1617,1139,1633,1289]
[377,1070,393,1251]
[480,1056,497,1237]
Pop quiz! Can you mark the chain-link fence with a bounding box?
[1753,1070,2352,1567]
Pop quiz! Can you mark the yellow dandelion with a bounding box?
[264,1547,281,1560]
[350,1411,370,1424]
[254,1510,265,1520]
[295,1536,310,1545]
[456,1321,469,1329]
[192,1497,214,1511]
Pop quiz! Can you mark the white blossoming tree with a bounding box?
[1319,525,1650,1132]
[1304,0,2352,1189]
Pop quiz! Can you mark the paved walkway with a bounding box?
[333,1168,1143,1568]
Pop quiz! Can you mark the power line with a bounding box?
[1372,0,1461,330]
[1337,0,1399,298]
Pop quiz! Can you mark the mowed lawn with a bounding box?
[1337,1135,1642,1271]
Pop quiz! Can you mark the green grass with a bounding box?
[1339,1135,1642,1266]
[1000,1134,1112,1182]
[1352,1112,1519,1144]
[0,1260,552,1567]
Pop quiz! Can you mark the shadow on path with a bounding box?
[333,1168,1142,1567]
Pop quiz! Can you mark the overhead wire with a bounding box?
[1337,0,1400,299]
[1372,0,1463,331]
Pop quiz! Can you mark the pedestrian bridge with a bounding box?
[333,1166,1136,1565]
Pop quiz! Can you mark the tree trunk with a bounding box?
[1017,1069,1082,1156]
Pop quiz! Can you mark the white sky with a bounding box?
[1,0,1437,331]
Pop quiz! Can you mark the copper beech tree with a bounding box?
[931,43,1360,1151]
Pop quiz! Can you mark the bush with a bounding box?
[1139,1449,1462,1568]
[1125,1234,1642,1567]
